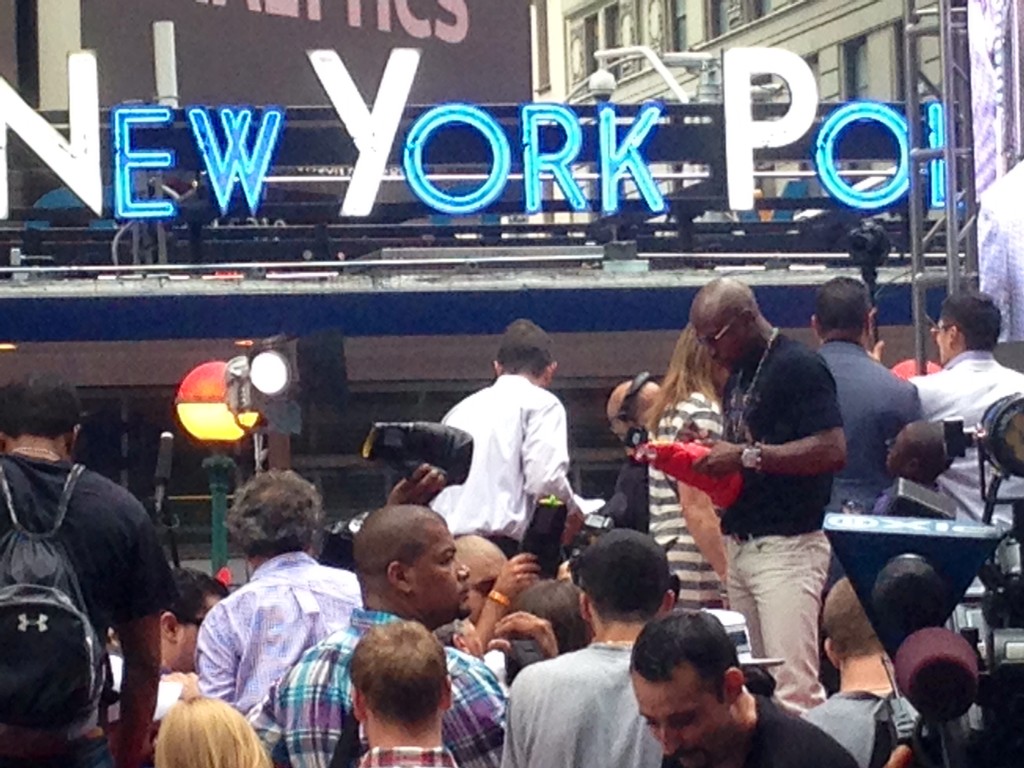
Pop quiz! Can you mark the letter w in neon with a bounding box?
[186,107,284,216]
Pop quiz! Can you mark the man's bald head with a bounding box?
[455,535,507,623]
[689,278,769,369]
[606,378,662,425]
[455,535,506,574]
[690,278,760,328]
[354,505,449,584]
[886,421,952,486]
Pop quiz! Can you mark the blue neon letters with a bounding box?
[521,104,587,215]
[815,102,910,211]
[110,100,947,220]
[186,107,285,216]
[403,104,512,216]
[114,107,176,220]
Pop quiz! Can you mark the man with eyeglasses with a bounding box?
[912,291,1024,523]
[160,568,228,676]
[688,278,846,715]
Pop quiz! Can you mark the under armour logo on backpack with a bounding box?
[17,613,48,632]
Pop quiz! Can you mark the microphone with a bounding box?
[894,626,979,722]
[153,432,174,518]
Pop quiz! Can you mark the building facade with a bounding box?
[533,0,940,104]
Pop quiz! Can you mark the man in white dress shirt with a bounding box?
[912,291,1024,523]
[431,319,580,555]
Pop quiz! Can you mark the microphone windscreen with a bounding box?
[894,627,978,722]
[155,432,175,482]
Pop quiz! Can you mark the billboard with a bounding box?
[975,0,1024,339]
[79,0,530,107]
[0,0,16,86]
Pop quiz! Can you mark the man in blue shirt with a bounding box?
[812,278,921,515]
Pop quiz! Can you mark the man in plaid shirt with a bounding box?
[250,504,505,768]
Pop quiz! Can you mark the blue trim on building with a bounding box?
[0,282,941,342]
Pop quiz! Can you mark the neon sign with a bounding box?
[0,48,948,221]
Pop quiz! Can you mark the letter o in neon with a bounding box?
[814,102,910,211]
[403,104,512,215]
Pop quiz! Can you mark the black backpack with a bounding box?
[0,463,106,729]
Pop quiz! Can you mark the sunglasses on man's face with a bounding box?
[697,316,739,348]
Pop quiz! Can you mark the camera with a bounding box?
[824,395,1024,768]
[362,422,474,485]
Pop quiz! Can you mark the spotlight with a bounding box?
[250,350,290,397]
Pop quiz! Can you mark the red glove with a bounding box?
[637,441,743,509]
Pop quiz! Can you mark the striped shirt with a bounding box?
[647,393,724,610]
[250,608,505,768]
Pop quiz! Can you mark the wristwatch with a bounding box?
[741,444,763,471]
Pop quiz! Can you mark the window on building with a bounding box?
[708,0,729,39]
[673,0,687,50]
[603,3,620,49]
[536,0,550,91]
[584,14,599,75]
[843,35,870,98]
[893,22,906,101]
[805,52,820,85]
[707,0,774,40]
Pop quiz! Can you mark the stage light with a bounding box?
[815,102,910,211]
[176,361,250,442]
[250,350,290,396]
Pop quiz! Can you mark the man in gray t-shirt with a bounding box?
[500,531,676,768]
[803,579,915,768]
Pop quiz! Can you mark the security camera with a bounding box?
[587,69,618,102]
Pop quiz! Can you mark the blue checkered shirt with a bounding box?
[250,608,505,768]
[196,551,361,713]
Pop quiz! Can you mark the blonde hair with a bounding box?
[647,325,721,433]
[154,698,271,768]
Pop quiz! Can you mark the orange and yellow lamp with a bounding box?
[175,361,257,571]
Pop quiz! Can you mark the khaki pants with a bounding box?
[725,530,831,714]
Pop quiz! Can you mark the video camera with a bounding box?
[824,395,1024,768]
[362,422,474,484]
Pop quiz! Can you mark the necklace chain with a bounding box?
[742,328,780,409]
[10,447,62,462]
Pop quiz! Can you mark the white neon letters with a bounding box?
[723,47,819,211]
[0,51,102,219]
[309,48,420,217]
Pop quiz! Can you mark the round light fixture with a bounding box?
[175,361,247,442]
[250,350,290,396]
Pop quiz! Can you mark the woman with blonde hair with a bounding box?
[154,697,270,768]
[646,324,729,609]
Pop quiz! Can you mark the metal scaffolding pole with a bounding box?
[904,0,979,373]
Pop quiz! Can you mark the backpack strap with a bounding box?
[54,465,86,534]
[328,712,361,768]
[0,462,85,536]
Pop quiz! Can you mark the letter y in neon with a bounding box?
[308,48,421,217]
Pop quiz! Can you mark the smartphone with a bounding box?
[520,501,567,578]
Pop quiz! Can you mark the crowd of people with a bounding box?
[0,274,1015,768]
